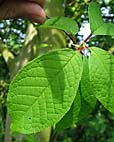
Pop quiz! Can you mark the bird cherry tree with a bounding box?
[7,2,114,134]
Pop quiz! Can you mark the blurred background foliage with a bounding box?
[0,0,114,141]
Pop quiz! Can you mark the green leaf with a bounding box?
[88,2,114,35]
[89,47,114,114]
[79,57,96,120]
[55,91,81,131]
[8,49,83,134]
[55,58,96,131]
[39,16,79,35]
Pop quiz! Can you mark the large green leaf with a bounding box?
[89,47,114,114]
[88,2,114,35]
[39,16,79,35]
[8,49,83,134]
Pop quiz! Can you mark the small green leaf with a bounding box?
[8,49,83,134]
[39,16,79,35]
[88,2,114,35]
[89,47,114,114]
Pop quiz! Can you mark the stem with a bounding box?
[83,33,92,43]
[64,31,77,44]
